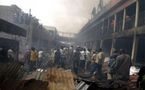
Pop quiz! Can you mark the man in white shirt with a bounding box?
[79,48,86,73]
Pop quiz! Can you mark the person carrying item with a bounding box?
[30,47,38,71]
[90,50,98,75]
[109,50,119,78]
[137,65,145,89]
[97,48,105,80]
[73,48,80,74]
[112,49,131,81]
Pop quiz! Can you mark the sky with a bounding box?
[0,0,110,33]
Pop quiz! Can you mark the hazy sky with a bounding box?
[0,0,110,33]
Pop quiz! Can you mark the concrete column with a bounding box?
[113,14,117,33]
[135,0,139,27]
[131,0,139,65]
[102,19,105,35]
[95,41,98,49]
[94,41,97,49]
[84,42,85,47]
[110,38,116,56]
[84,41,87,47]
[110,14,117,55]
[26,20,33,49]
[122,8,126,31]
[81,42,82,47]
[107,18,110,34]
[100,40,103,48]
[131,37,139,65]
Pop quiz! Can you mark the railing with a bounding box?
[103,26,108,35]
[125,15,135,30]
[138,11,145,27]
[116,20,123,32]
[108,26,114,34]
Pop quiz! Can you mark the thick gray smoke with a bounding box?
[55,0,110,33]
[0,0,110,33]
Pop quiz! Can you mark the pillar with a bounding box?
[107,18,110,34]
[102,19,105,35]
[122,8,126,31]
[131,37,139,65]
[135,0,139,27]
[100,40,103,48]
[111,14,117,55]
[110,38,116,56]
[113,14,117,33]
[26,19,33,49]
[131,0,139,65]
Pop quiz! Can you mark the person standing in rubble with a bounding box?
[54,49,61,67]
[108,50,119,79]
[79,48,86,73]
[49,49,56,67]
[73,48,80,74]
[30,47,38,71]
[8,49,15,62]
[90,50,98,75]
[113,49,131,81]
[38,51,44,68]
[97,48,105,80]
[68,46,74,69]
[60,46,66,68]
[137,65,145,89]
[24,49,31,72]
[60,46,63,67]
[85,48,91,72]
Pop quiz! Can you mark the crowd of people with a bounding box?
[0,46,140,82]
[66,46,131,81]
[24,47,52,72]
[23,46,133,81]
[0,45,145,89]
[0,47,16,62]
[52,46,132,81]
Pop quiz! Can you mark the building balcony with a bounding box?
[125,15,135,30]
[138,11,145,27]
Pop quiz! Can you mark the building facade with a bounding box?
[0,5,59,60]
[32,26,58,50]
[76,0,145,65]
[0,18,26,60]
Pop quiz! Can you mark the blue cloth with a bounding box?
[79,60,85,70]
[98,64,104,80]
[90,63,98,75]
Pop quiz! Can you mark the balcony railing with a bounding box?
[108,26,114,34]
[125,15,135,30]
[103,25,108,35]
[116,20,123,32]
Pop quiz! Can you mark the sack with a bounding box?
[30,51,38,61]
[109,58,117,69]
[109,59,117,74]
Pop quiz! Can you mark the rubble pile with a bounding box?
[0,63,24,81]
[44,68,76,90]
[0,79,48,90]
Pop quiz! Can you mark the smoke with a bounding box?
[0,0,110,33]
[52,0,110,33]
[47,0,97,33]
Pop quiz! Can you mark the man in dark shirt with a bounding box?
[137,66,145,89]
[54,49,61,67]
[113,49,131,81]
[73,48,80,74]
